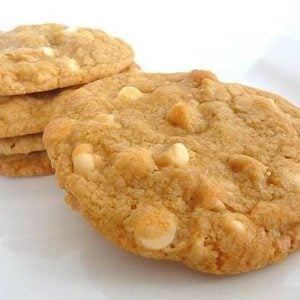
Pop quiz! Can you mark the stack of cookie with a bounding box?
[4,23,300,276]
[45,70,300,275]
[0,23,134,176]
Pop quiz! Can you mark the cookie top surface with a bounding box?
[0,23,134,95]
[44,71,300,274]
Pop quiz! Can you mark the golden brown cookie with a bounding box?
[0,151,53,176]
[0,87,76,138]
[0,24,134,95]
[0,62,140,138]
[44,71,300,275]
[0,133,44,155]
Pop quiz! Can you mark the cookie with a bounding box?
[44,71,300,275]
[0,23,134,95]
[0,133,44,155]
[0,62,140,138]
[0,151,53,177]
[0,87,76,138]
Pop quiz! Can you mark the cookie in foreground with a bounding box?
[44,70,300,274]
[0,23,133,95]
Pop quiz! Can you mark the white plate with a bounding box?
[1,175,300,300]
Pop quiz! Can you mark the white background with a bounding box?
[0,0,300,299]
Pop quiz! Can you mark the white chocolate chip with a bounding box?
[156,143,190,167]
[206,198,226,211]
[194,195,226,212]
[166,102,191,130]
[230,220,244,232]
[135,215,177,250]
[138,227,176,250]
[41,47,54,57]
[72,144,95,176]
[228,154,267,184]
[269,169,300,192]
[224,217,245,233]
[63,26,78,34]
[286,172,300,191]
[114,148,157,180]
[192,179,226,211]
[118,86,143,100]
[127,206,177,250]
[72,153,95,176]
[66,58,79,71]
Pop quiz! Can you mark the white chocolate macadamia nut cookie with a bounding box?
[0,23,134,95]
[44,71,300,274]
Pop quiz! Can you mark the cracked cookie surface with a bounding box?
[44,71,300,274]
[0,23,134,95]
